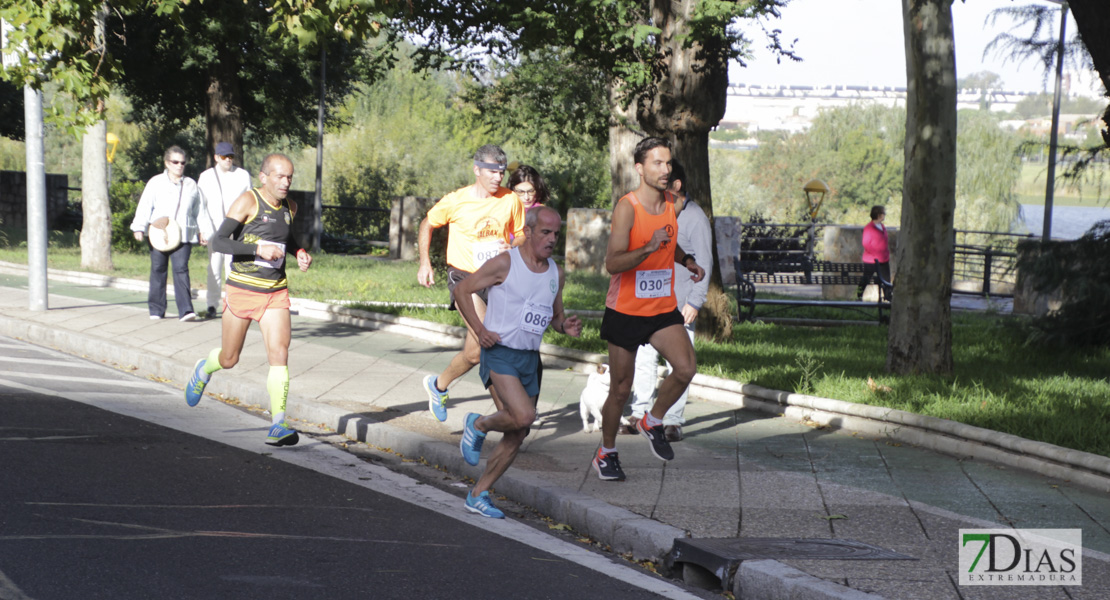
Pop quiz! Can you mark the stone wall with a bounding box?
[565,208,613,274]
[0,171,71,229]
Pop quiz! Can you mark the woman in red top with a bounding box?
[857,205,893,301]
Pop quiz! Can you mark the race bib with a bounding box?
[635,269,671,299]
[473,240,503,268]
[519,301,554,335]
[254,241,286,269]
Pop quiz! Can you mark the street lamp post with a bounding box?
[1042,0,1069,242]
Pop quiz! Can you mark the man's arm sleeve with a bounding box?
[130,182,154,232]
[687,207,713,310]
[209,217,257,255]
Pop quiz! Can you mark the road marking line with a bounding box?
[0,372,162,388]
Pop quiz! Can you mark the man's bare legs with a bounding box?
[645,324,696,419]
[433,294,487,392]
[471,373,536,496]
[598,323,695,461]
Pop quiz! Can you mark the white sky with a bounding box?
[733,0,1100,95]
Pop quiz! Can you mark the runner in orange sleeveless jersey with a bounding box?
[592,137,705,482]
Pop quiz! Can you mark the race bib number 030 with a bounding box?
[635,269,671,299]
[520,301,553,335]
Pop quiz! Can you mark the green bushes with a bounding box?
[1017,221,1110,347]
[110,180,145,253]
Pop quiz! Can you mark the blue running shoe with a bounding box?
[423,374,448,421]
[465,490,504,519]
[265,422,300,447]
[185,359,211,407]
[460,412,486,466]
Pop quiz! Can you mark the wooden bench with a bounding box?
[734,257,893,323]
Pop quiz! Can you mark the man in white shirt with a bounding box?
[130,145,211,321]
[197,141,252,318]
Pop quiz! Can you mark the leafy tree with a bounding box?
[747,104,904,222]
[462,47,611,212]
[955,110,1021,234]
[311,46,485,241]
[402,0,795,341]
[0,79,24,141]
[958,70,1003,110]
[108,1,392,170]
[2,0,394,268]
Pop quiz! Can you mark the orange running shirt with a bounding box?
[426,186,524,274]
[605,192,679,317]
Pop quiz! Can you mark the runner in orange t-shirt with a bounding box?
[593,137,705,482]
[416,144,525,422]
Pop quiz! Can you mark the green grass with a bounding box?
[3,243,1109,458]
[1016,162,1110,207]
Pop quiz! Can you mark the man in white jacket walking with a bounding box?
[197,142,252,318]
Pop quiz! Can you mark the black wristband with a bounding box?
[681,254,696,267]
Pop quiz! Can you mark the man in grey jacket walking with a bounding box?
[626,159,711,442]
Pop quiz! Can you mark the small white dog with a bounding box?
[579,364,629,433]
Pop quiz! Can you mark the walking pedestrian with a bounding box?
[130,145,209,321]
[197,141,252,318]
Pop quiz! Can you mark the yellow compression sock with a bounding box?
[267,366,290,425]
[203,348,223,375]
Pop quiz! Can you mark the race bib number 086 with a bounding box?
[635,269,671,299]
[520,301,553,335]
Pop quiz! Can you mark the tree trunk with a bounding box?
[636,0,733,341]
[80,120,114,271]
[1066,0,1110,137]
[79,4,112,272]
[608,81,642,206]
[205,58,245,170]
[889,0,957,375]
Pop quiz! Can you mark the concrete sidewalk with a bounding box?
[1,270,1108,599]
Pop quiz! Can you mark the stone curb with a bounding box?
[735,560,886,599]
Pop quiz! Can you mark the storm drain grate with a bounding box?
[670,537,916,591]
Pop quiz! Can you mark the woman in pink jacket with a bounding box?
[857,205,893,301]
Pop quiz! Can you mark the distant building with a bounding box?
[719,83,1038,134]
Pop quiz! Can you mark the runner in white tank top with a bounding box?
[452,206,582,518]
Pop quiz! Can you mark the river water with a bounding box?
[1014,204,1110,240]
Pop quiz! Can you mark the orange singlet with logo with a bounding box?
[605,192,679,317]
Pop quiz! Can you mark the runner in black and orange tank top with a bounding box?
[183,153,313,448]
[592,137,705,483]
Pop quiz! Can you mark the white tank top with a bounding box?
[484,247,559,351]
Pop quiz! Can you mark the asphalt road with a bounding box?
[0,337,703,600]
